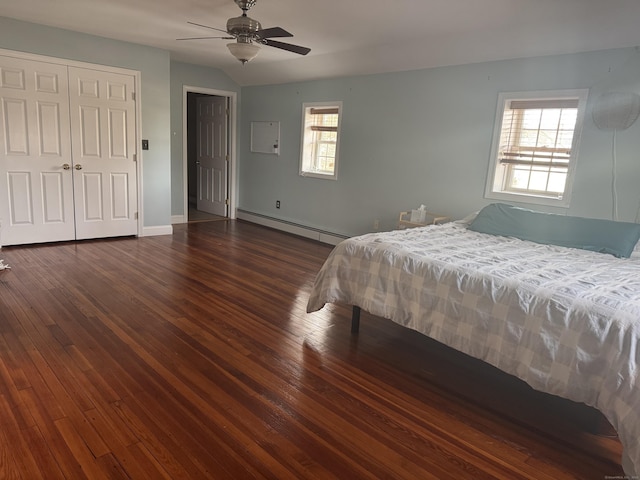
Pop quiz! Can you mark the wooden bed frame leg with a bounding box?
[351,306,360,334]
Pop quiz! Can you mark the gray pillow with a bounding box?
[468,203,640,258]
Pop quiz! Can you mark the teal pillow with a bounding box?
[468,203,640,258]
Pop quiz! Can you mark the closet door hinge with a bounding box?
[132,91,136,101]
[134,212,139,220]
[133,153,137,162]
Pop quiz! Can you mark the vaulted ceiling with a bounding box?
[3,0,640,86]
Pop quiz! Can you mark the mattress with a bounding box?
[307,221,640,475]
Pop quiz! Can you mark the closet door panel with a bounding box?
[68,67,137,240]
[0,55,74,245]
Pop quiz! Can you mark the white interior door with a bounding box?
[196,95,228,216]
[68,67,137,240]
[0,56,75,245]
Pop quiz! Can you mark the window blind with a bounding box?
[309,107,339,132]
[509,99,579,110]
[499,98,579,168]
[309,107,339,115]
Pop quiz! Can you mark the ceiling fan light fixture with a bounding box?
[227,41,260,64]
[182,0,310,62]
[235,0,257,11]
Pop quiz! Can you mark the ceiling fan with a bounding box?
[178,0,311,64]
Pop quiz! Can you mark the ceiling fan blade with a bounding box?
[177,36,234,41]
[264,39,311,56]
[187,21,230,35]
[256,27,293,39]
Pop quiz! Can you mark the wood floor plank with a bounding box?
[0,219,626,478]
[20,424,67,479]
[118,441,175,480]
[17,390,88,479]
[109,398,207,479]
[54,416,110,480]
[0,392,44,478]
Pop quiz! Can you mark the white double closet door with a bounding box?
[0,54,138,246]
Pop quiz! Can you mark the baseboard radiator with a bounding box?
[236,209,348,246]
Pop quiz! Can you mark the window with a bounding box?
[300,102,342,180]
[485,89,588,207]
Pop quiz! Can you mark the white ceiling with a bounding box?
[3,0,640,86]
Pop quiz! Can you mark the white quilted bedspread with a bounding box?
[307,222,640,475]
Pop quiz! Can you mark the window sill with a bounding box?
[299,171,337,180]
[485,190,570,208]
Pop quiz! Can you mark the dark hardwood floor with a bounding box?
[0,220,624,479]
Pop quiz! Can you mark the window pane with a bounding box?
[556,129,574,149]
[547,171,567,193]
[319,131,337,141]
[317,144,330,157]
[537,130,557,147]
[559,109,577,129]
[539,109,561,129]
[322,114,338,127]
[519,129,539,148]
[529,169,549,191]
[510,168,530,189]
[326,144,336,157]
[522,109,541,129]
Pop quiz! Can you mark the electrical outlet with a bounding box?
[373,219,380,230]
[276,200,281,209]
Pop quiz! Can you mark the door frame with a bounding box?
[182,85,237,222]
[0,48,143,242]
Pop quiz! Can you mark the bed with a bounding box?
[306,203,640,476]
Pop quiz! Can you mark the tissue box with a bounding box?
[410,209,427,223]
[398,210,450,229]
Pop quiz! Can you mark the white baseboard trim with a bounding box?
[236,209,348,246]
[141,225,173,237]
[171,215,187,224]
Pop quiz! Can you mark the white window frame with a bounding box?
[484,89,589,208]
[299,101,342,180]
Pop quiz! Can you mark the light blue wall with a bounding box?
[0,16,172,228]
[169,62,240,217]
[239,47,640,236]
[3,15,639,237]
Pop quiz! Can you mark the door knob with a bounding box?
[62,163,70,170]
[74,164,83,170]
